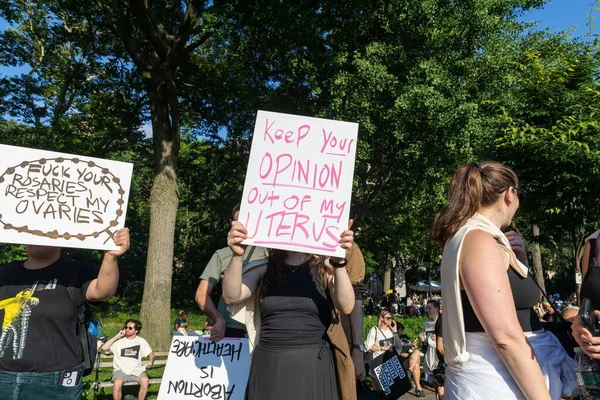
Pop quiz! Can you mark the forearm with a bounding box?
[100,335,120,351]
[90,253,119,300]
[222,255,244,303]
[330,267,354,314]
[149,352,155,365]
[195,283,222,323]
[495,338,550,400]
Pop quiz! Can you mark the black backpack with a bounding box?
[0,261,97,376]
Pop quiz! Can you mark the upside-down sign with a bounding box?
[0,144,133,251]
[239,111,358,258]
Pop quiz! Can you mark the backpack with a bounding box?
[0,261,98,376]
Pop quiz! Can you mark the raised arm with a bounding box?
[86,228,130,301]
[222,222,265,304]
[327,229,356,315]
[100,329,125,352]
[461,230,550,400]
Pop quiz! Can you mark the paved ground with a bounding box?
[357,383,437,400]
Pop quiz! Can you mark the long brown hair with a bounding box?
[257,249,330,300]
[431,161,518,246]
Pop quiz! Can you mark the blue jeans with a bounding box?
[0,364,84,400]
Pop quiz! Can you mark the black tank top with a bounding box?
[462,267,543,332]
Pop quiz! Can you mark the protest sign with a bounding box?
[0,144,133,251]
[239,110,358,257]
[158,336,250,400]
[367,348,412,399]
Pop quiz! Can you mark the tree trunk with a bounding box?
[530,224,545,296]
[139,90,180,351]
[383,269,391,293]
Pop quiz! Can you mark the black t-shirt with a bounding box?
[0,259,98,372]
[435,315,444,363]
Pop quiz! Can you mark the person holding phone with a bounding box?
[364,310,425,397]
[100,319,154,400]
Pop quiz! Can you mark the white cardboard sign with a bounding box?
[158,336,251,400]
[239,110,358,257]
[0,144,133,250]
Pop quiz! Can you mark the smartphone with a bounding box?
[391,321,396,328]
[581,298,600,337]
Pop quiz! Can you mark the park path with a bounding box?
[358,385,437,400]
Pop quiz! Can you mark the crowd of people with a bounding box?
[1,161,600,400]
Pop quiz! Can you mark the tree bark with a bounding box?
[530,224,546,296]
[139,87,180,351]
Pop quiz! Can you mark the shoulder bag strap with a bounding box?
[66,282,93,370]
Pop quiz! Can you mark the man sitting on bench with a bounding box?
[101,319,155,400]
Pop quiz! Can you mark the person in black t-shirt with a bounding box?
[0,228,130,400]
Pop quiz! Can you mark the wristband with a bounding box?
[329,258,347,268]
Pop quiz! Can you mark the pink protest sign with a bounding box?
[239,110,358,257]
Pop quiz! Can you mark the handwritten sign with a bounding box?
[239,110,358,257]
[158,336,251,400]
[0,144,133,250]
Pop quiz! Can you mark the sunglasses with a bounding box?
[512,187,526,202]
[383,316,392,320]
[124,326,135,331]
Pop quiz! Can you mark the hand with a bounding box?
[351,348,366,381]
[208,316,226,342]
[572,311,600,359]
[117,329,126,338]
[383,345,391,351]
[227,222,247,257]
[390,322,397,333]
[105,228,130,258]
[331,225,354,263]
[505,230,528,266]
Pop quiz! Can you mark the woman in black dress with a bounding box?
[222,221,355,400]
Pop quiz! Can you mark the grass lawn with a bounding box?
[83,308,207,399]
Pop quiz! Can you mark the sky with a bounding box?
[521,0,596,39]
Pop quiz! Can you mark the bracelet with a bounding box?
[329,258,347,268]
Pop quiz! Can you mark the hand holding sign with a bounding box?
[227,221,248,257]
[331,226,354,264]
[104,228,130,259]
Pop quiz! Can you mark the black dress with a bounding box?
[246,262,338,400]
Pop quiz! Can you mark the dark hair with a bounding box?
[379,309,392,319]
[231,204,240,221]
[397,322,405,331]
[124,319,142,333]
[427,300,440,310]
[431,162,518,246]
